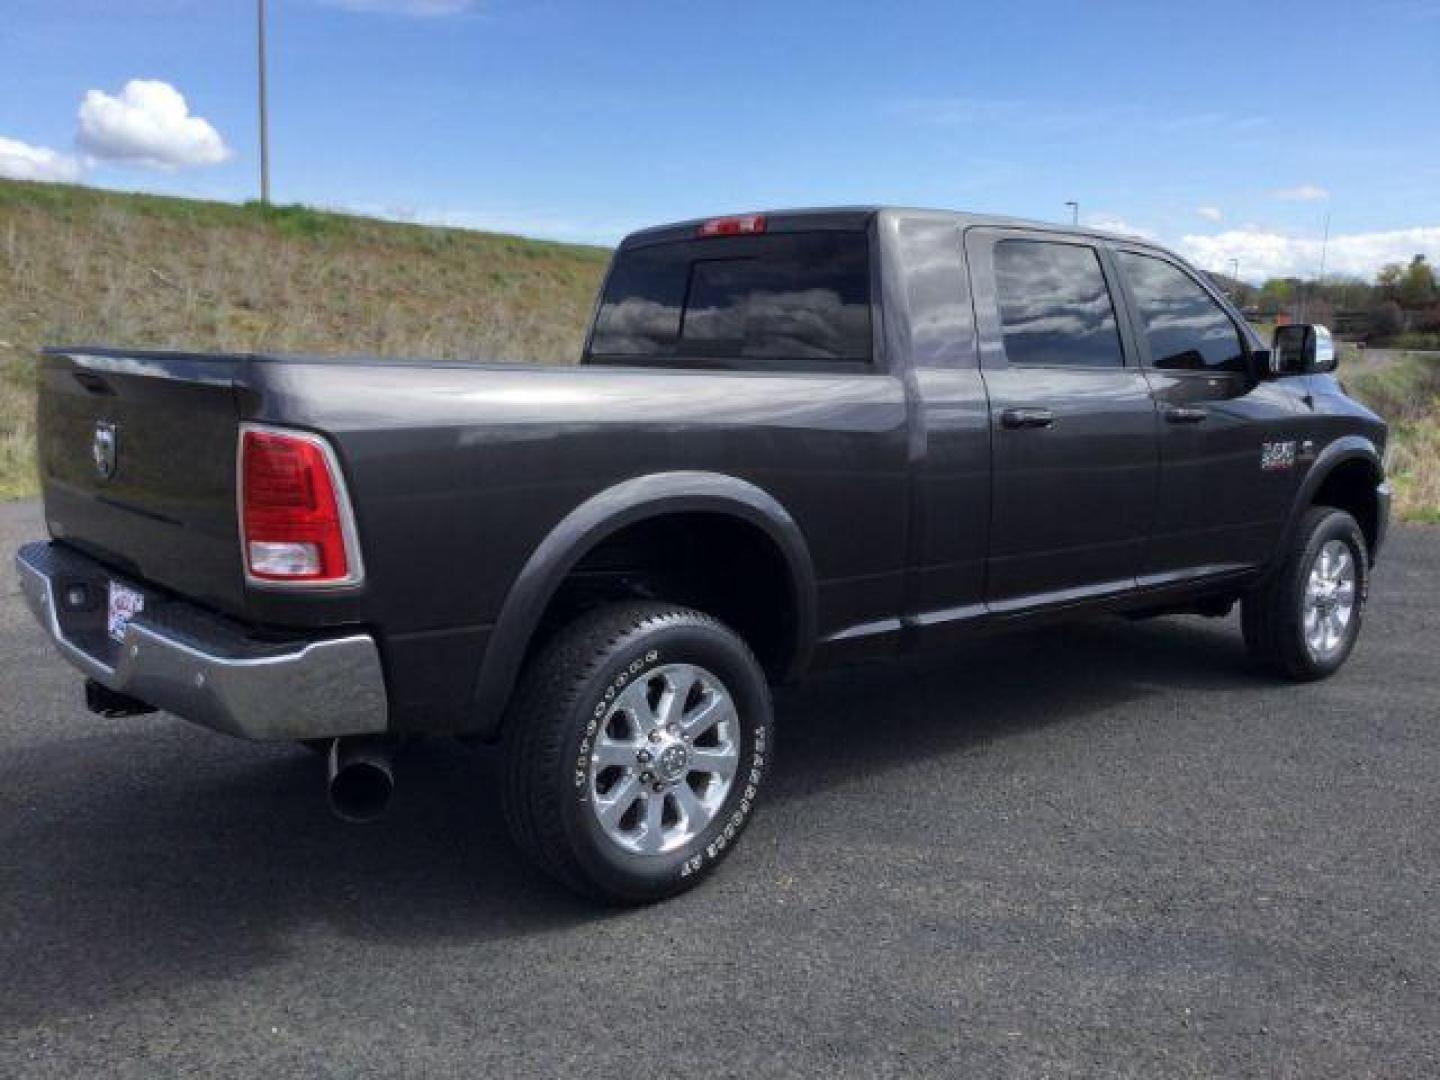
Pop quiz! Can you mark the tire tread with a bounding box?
[500,602,761,903]
[1242,506,1367,681]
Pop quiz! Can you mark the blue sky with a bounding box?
[2,0,1438,280]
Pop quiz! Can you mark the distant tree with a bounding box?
[1208,273,1254,307]
[1305,297,1336,328]
[1369,299,1405,339]
[1398,255,1437,309]
[1257,278,1292,313]
[1318,274,1371,311]
[1376,262,1404,299]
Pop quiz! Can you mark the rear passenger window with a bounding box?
[993,240,1124,368]
[1116,251,1246,373]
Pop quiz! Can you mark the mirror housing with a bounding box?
[1270,323,1337,376]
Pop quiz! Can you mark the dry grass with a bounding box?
[0,178,608,498]
[3,181,1436,524]
[0,365,34,500]
[1341,351,1440,524]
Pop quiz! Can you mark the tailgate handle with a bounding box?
[1164,405,1208,424]
[1000,407,1055,430]
[72,370,115,395]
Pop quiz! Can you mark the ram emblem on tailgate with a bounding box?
[92,421,118,481]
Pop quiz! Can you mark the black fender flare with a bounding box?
[1268,434,1385,575]
[470,471,817,736]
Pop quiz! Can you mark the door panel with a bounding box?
[983,367,1158,606]
[1110,247,1305,580]
[967,229,1159,609]
[881,215,994,642]
[1140,371,1304,579]
[909,367,992,625]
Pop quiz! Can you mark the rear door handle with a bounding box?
[1000,407,1055,430]
[1164,405,1208,424]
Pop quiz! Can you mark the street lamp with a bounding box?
[1229,258,1240,289]
[258,0,271,204]
[1064,200,1079,225]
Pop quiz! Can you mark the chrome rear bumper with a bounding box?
[15,541,387,741]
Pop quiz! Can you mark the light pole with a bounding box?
[1065,200,1079,225]
[1303,212,1331,325]
[1229,257,1240,291]
[258,0,271,204]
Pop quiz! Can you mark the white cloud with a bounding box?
[1268,183,1329,202]
[0,135,81,183]
[1180,226,1440,281]
[1083,214,1154,239]
[76,79,230,170]
[1196,205,1223,222]
[320,0,478,13]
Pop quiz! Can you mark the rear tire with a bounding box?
[1242,507,1368,681]
[501,602,773,904]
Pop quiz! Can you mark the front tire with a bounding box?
[1242,507,1368,681]
[501,602,773,904]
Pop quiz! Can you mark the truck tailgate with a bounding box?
[37,349,247,614]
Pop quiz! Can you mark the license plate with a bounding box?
[107,581,145,644]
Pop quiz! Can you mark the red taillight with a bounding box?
[240,427,357,585]
[697,214,766,238]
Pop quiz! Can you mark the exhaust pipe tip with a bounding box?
[327,737,394,824]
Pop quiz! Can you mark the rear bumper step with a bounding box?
[15,541,388,741]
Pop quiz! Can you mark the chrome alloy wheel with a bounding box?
[588,663,740,855]
[1303,538,1357,662]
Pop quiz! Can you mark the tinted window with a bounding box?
[588,232,871,363]
[1116,251,1246,373]
[896,217,974,368]
[992,240,1123,367]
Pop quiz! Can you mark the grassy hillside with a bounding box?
[0,178,1435,522]
[0,178,609,498]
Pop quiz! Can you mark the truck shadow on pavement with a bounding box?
[0,613,1271,1030]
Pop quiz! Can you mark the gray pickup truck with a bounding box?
[16,208,1390,902]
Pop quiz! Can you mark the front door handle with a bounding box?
[1000,407,1055,430]
[1164,405,1208,424]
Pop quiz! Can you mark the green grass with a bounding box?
[0,177,610,499]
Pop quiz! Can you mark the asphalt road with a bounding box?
[2,498,1437,1078]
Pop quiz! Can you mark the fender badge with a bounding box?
[1260,440,1297,471]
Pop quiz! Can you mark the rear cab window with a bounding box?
[586,231,872,369]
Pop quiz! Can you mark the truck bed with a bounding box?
[35,345,911,733]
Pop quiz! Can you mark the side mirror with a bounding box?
[1271,323,1337,376]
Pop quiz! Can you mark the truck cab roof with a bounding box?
[619,206,1151,250]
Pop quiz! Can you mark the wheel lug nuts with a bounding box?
[666,722,680,735]
[652,783,664,793]
[640,771,653,783]
[636,750,652,764]
[648,730,662,743]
